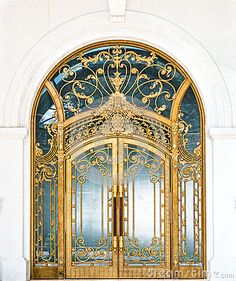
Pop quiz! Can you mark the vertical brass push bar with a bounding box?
[113,185,118,251]
[113,236,117,252]
[119,184,123,251]
[119,184,123,197]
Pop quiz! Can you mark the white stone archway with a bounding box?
[1,10,236,281]
[3,11,232,128]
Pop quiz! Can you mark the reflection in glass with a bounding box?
[178,86,202,266]
[36,87,57,153]
[123,144,165,266]
[71,144,113,266]
[34,87,58,264]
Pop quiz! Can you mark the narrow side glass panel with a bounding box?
[34,87,58,265]
[178,87,202,267]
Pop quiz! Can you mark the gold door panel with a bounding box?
[65,137,170,278]
[65,139,118,278]
[118,138,170,278]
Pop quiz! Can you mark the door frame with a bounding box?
[65,136,171,278]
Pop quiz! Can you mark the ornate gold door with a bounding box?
[65,138,119,278]
[32,41,206,279]
[65,137,170,278]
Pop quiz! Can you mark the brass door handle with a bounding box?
[119,236,123,252]
[119,184,123,197]
[113,236,117,252]
[112,185,117,197]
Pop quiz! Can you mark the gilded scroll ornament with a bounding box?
[34,122,58,263]
[32,41,205,278]
[57,45,178,117]
[178,111,202,265]
[73,237,110,264]
[125,237,162,264]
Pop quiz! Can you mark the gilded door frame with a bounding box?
[31,40,206,279]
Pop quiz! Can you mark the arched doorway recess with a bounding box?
[31,41,206,279]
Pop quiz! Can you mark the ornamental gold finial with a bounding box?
[110,71,125,93]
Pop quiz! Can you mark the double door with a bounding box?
[65,137,170,278]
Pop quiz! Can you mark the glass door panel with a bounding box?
[65,137,170,278]
[65,139,118,278]
[118,139,171,278]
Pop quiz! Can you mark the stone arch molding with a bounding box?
[4,10,232,128]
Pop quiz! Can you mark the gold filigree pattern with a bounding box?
[178,111,201,185]
[73,146,111,184]
[94,92,142,136]
[125,146,164,184]
[73,237,110,264]
[34,122,58,264]
[70,144,113,266]
[32,41,205,279]
[64,109,171,153]
[56,45,179,117]
[123,144,166,267]
[124,237,162,264]
[178,111,202,266]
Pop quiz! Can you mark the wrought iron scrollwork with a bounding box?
[73,147,111,184]
[64,93,171,153]
[123,144,166,266]
[178,111,201,187]
[73,236,110,264]
[178,110,202,265]
[34,122,58,263]
[55,45,180,117]
[126,146,164,184]
[125,237,162,264]
[32,42,205,278]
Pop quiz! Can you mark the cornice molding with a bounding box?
[0,127,28,139]
[209,127,236,139]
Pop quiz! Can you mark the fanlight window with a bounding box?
[32,41,205,279]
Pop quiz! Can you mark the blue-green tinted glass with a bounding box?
[51,45,185,119]
[34,87,58,264]
[36,87,57,153]
[180,87,200,153]
[178,86,202,267]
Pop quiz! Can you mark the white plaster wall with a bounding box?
[0,1,236,281]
